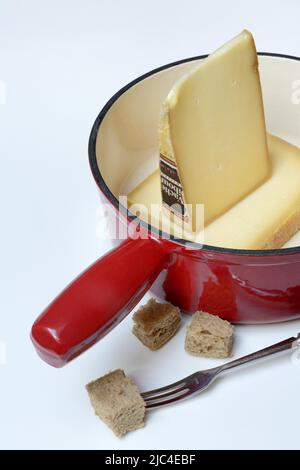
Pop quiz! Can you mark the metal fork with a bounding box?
[142,333,300,409]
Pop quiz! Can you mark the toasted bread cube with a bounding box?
[132,298,181,350]
[185,311,234,358]
[86,369,145,437]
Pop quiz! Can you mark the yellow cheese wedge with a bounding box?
[128,135,300,250]
[159,30,270,232]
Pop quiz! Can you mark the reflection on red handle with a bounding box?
[31,237,170,367]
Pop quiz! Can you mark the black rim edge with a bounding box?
[88,52,300,257]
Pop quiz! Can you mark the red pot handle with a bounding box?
[31,237,171,367]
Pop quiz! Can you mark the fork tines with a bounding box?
[141,373,199,409]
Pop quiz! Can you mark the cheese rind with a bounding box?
[159,30,270,231]
[128,136,300,250]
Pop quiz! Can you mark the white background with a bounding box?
[1,0,300,450]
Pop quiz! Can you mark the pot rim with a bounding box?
[88,52,300,257]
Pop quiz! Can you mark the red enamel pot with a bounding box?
[31,53,300,367]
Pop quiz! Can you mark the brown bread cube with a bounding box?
[132,298,181,350]
[86,369,145,437]
[185,311,233,358]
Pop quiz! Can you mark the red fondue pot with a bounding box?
[31,53,300,367]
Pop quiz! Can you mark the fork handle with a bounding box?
[219,333,300,373]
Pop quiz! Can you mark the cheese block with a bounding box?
[159,30,270,232]
[128,135,300,250]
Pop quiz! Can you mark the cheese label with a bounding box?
[159,153,188,222]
